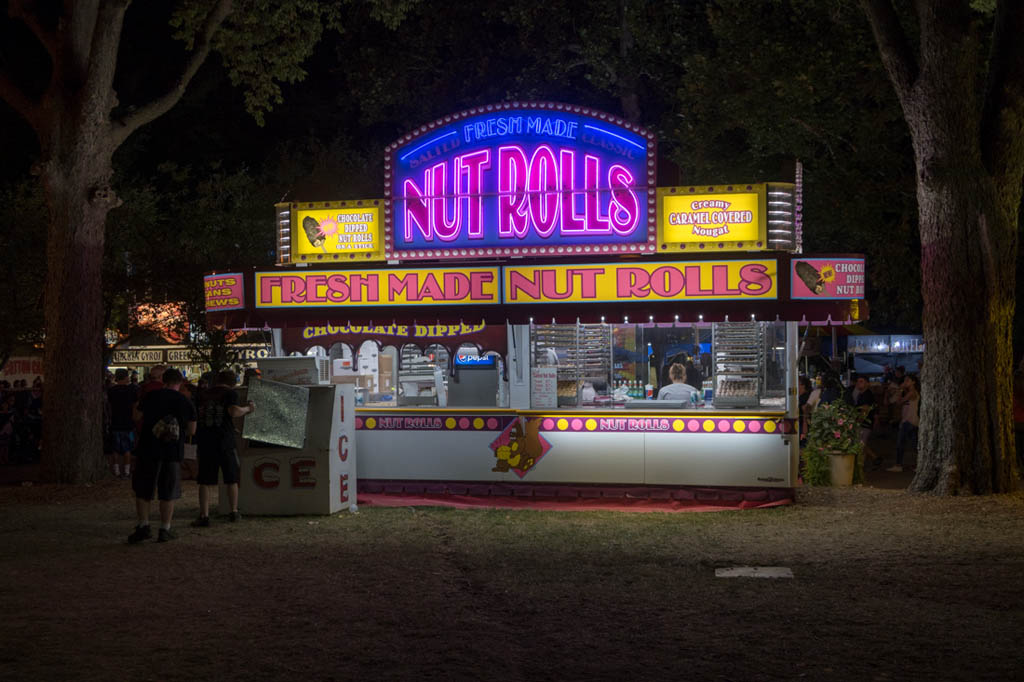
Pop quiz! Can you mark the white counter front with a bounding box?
[355,408,797,488]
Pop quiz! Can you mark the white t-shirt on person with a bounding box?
[657,382,702,403]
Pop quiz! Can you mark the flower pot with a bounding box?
[827,452,856,486]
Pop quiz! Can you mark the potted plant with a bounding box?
[802,400,864,486]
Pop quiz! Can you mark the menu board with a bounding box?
[531,367,558,409]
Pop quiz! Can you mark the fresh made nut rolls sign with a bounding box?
[252,260,777,308]
[385,103,656,260]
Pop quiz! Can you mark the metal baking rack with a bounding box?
[711,322,764,407]
[531,323,613,406]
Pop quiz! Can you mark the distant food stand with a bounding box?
[206,103,868,509]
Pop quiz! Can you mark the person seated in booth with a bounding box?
[656,363,703,404]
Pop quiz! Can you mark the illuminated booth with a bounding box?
[207,103,867,509]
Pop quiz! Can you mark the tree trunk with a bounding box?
[900,22,1019,494]
[39,145,116,484]
[911,172,1017,494]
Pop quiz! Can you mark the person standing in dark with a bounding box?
[844,374,877,467]
[192,370,254,526]
[128,368,196,543]
[107,368,139,479]
[684,360,703,393]
[798,376,812,447]
[137,364,166,400]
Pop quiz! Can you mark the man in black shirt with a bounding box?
[107,368,138,479]
[191,370,254,526]
[128,368,196,543]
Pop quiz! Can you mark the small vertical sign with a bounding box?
[530,367,558,409]
[330,384,357,512]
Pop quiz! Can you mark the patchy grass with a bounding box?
[1,480,1023,681]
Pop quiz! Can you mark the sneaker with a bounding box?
[886,465,904,473]
[157,528,176,543]
[229,511,242,523]
[190,516,210,527]
[127,525,152,544]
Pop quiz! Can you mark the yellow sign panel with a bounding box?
[503,260,777,303]
[657,187,765,251]
[287,202,385,262]
[255,267,501,308]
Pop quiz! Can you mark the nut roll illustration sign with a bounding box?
[385,103,657,260]
[275,200,385,264]
[791,258,866,299]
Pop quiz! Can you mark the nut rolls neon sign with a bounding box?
[385,103,656,260]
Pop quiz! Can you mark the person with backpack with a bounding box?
[191,370,255,527]
[128,368,196,543]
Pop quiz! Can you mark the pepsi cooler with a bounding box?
[447,354,499,407]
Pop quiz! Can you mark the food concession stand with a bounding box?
[206,103,867,510]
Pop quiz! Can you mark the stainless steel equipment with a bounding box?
[531,323,613,406]
[398,352,441,406]
[712,322,765,408]
[447,353,499,407]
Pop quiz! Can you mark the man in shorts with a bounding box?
[128,368,196,543]
[192,370,255,526]
[107,368,138,479]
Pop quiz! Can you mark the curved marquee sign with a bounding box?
[385,103,656,261]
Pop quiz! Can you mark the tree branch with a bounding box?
[0,69,43,134]
[861,0,919,104]
[111,0,233,148]
[980,0,1024,182]
[82,0,129,120]
[8,0,58,60]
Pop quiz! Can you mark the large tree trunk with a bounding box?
[39,142,117,483]
[895,7,1019,494]
[912,172,1017,494]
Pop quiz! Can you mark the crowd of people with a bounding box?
[103,364,257,543]
[798,365,921,473]
[0,377,43,464]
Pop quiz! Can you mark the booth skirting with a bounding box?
[358,480,793,512]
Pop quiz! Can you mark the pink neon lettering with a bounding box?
[498,145,529,237]
[429,161,462,241]
[403,178,430,241]
[460,149,490,239]
[585,155,611,234]
[528,145,559,238]
[400,143,641,244]
[559,149,586,234]
[608,165,639,236]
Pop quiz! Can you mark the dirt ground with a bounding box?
[2,473,1023,682]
